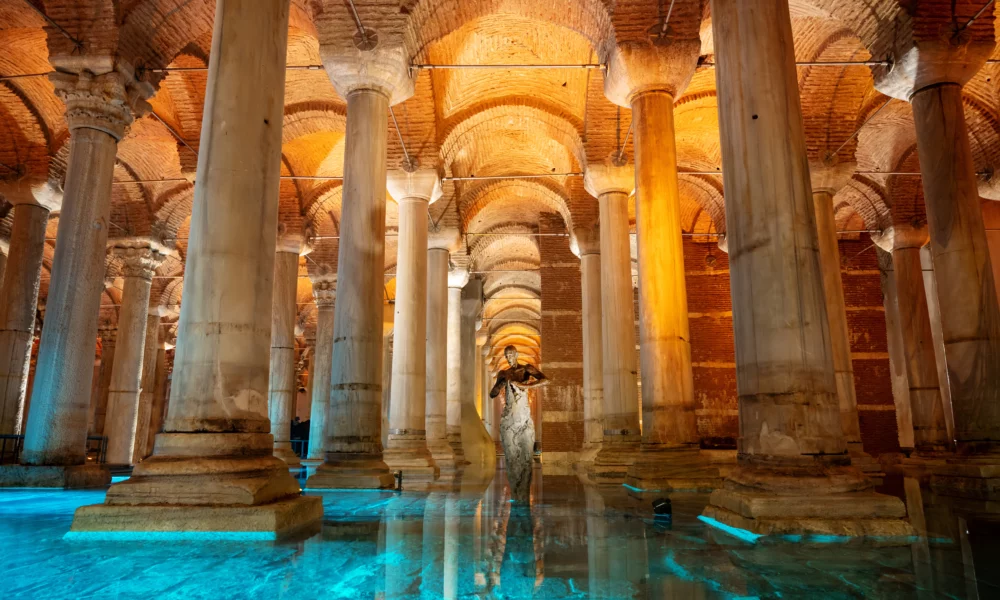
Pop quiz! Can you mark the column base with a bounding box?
[305,452,395,490]
[893,451,954,482]
[67,432,322,537]
[587,439,640,485]
[847,442,885,483]
[929,454,1000,501]
[273,443,302,468]
[427,440,459,480]
[624,446,721,492]
[0,464,110,488]
[700,463,914,540]
[574,444,602,474]
[384,436,440,485]
[446,430,469,465]
[68,495,323,540]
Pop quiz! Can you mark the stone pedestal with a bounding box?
[306,273,335,462]
[383,169,441,484]
[702,0,912,538]
[268,239,306,469]
[6,66,152,486]
[70,0,321,535]
[499,383,535,502]
[584,161,640,484]
[0,464,109,489]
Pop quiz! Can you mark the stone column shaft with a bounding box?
[911,83,1000,449]
[306,280,335,461]
[632,91,699,449]
[132,311,160,461]
[579,246,604,453]
[104,249,158,466]
[268,249,302,467]
[446,279,467,462]
[702,0,911,538]
[23,126,120,466]
[89,329,116,437]
[308,88,394,490]
[892,242,950,453]
[598,191,640,442]
[385,169,439,482]
[71,0,322,536]
[426,249,457,472]
[0,203,48,435]
[144,343,169,459]
[813,191,864,446]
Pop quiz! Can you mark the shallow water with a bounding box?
[0,468,997,599]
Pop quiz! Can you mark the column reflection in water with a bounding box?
[383,494,426,599]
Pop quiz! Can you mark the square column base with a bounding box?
[68,495,323,540]
[384,444,440,486]
[624,446,722,492]
[587,440,640,485]
[305,452,395,490]
[929,458,1000,501]
[273,444,302,469]
[428,440,459,481]
[0,464,110,488]
[702,488,915,539]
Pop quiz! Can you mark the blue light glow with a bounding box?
[697,515,763,543]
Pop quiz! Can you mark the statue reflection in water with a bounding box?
[490,345,548,502]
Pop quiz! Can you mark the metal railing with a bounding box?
[0,434,108,465]
[290,439,308,459]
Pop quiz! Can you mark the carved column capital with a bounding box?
[571,225,601,258]
[584,158,635,198]
[311,275,337,307]
[112,243,164,281]
[50,68,153,140]
[448,267,470,289]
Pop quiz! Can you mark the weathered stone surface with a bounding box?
[0,464,110,488]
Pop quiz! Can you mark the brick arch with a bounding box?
[460,179,573,233]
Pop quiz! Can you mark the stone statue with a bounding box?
[490,345,548,502]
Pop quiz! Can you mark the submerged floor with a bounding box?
[0,466,998,599]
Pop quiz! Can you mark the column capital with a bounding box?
[979,167,1000,201]
[322,41,414,106]
[387,168,442,204]
[448,267,470,289]
[871,14,995,100]
[50,66,153,140]
[276,231,312,256]
[111,241,165,281]
[810,160,857,196]
[584,158,635,198]
[603,41,700,107]
[428,226,460,252]
[0,178,63,212]
[872,223,928,252]
[311,274,337,307]
[97,324,118,343]
[716,234,729,255]
[570,225,601,258]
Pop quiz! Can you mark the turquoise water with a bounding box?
[0,469,997,598]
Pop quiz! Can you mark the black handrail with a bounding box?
[0,434,108,465]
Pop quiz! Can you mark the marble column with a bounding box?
[427,246,458,476]
[305,273,335,463]
[104,243,162,466]
[876,248,916,450]
[89,325,117,438]
[460,277,494,472]
[701,0,911,537]
[268,235,307,468]
[132,309,161,461]
[874,226,952,455]
[144,340,171,459]
[811,162,882,476]
[584,161,640,484]
[572,226,604,466]
[0,182,58,437]
[1,66,151,488]
[306,43,414,491]
[71,0,323,536]
[384,168,442,483]
[446,268,470,464]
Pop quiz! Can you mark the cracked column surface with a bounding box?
[70,0,323,537]
[383,168,442,484]
[1,65,151,489]
[305,28,414,491]
[268,234,308,468]
[700,0,912,538]
[584,160,640,484]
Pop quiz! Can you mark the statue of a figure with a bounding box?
[490,345,548,502]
